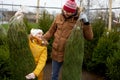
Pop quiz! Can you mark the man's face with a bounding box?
[63,10,74,18]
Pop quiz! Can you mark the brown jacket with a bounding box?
[43,8,93,62]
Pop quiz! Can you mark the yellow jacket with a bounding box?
[29,38,47,80]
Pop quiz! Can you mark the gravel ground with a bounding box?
[43,61,104,80]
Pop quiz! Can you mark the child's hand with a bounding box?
[25,73,35,80]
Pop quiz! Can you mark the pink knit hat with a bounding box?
[63,0,77,13]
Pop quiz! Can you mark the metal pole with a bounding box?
[87,0,90,20]
[1,1,3,24]
[108,0,112,31]
[119,13,120,23]
[80,0,83,7]
[36,0,40,23]
[12,2,13,12]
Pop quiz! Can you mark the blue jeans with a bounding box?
[52,60,63,80]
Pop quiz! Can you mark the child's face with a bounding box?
[35,32,43,38]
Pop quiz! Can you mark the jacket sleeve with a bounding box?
[43,16,57,40]
[33,47,47,76]
[83,24,93,40]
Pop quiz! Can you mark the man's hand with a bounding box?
[41,37,49,46]
[79,12,89,25]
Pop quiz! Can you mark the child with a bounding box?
[25,28,48,80]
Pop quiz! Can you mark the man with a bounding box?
[43,0,93,80]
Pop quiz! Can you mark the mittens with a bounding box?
[79,12,90,25]
[25,73,35,80]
